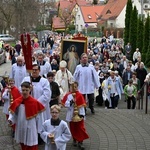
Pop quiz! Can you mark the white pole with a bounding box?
[141,0,143,20]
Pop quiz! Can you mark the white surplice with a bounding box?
[37,61,52,77]
[10,63,28,88]
[2,89,10,115]
[73,64,100,94]
[21,76,51,121]
[64,94,85,122]
[8,104,44,146]
[40,119,71,150]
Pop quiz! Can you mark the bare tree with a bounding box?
[38,1,57,26]
[59,6,74,32]
[11,0,39,36]
[0,0,60,39]
[0,0,40,38]
[0,0,15,33]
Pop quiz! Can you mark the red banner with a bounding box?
[20,33,32,72]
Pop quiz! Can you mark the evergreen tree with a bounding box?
[145,44,150,67]
[136,17,144,52]
[124,0,132,47]
[129,6,138,58]
[142,15,150,61]
[93,0,98,5]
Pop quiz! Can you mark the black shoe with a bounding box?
[12,131,15,138]
[73,139,77,147]
[38,133,45,145]
[91,109,95,114]
[78,142,85,150]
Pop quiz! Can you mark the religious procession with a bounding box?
[0,31,150,150]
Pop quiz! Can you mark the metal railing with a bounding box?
[137,82,149,114]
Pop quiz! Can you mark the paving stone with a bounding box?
[0,94,150,150]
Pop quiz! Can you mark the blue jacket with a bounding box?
[106,76,124,101]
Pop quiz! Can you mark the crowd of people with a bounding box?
[0,32,150,150]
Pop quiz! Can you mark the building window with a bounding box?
[78,15,80,20]
[110,23,113,27]
[106,9,111,14]
[75,7,78,12]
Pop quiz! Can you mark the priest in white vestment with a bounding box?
[21,64,51,121]
[21,64,51,145]
[73,53,100,114]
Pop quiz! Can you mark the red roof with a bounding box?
[52,17,65,29]
[80,5,105,23]
[99,0,128,21]
[58,0,89,11]
[53,0,90,30]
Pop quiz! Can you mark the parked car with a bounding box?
[0,34,15,42]
[33,48,43,54]
[0,48,6,65]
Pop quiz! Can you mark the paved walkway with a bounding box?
[1,99,150,150]
[1,57,150,150]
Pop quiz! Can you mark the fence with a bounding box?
[137,82,149,114]
[69,30,102,37]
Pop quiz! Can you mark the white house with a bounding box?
[75,5,105,32]
[98,0,147,29]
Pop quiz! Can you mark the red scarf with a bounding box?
[9,96,45,119]
[61,91,86,108]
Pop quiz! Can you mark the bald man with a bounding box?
[10,56,28,88]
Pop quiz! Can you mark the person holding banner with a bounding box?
[21,64,51,120]
[20,31,51,145]
[21,64,51,145]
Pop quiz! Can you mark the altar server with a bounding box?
[8,82,45,150]
[40,105,71,150]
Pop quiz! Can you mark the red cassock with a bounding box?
[62,91,89,142]
[20,143,38,150]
